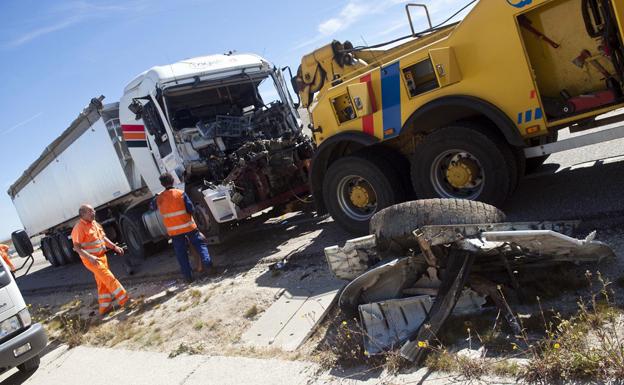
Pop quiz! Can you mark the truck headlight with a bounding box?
[0,315,22,339]
[17,308,32,328]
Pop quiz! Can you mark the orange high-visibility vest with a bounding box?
[0,244,15,272]
[71,219,108,257]
[157,189,197,236]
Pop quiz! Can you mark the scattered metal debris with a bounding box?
[324,220,615,363]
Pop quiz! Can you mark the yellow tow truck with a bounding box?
[293,0,624,233]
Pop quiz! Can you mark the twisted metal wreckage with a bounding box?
[325,216,615,363]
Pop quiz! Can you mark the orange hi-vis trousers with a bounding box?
[81,255,128,314]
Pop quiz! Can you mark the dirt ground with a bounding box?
[21,214,624,381]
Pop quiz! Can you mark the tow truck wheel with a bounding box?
[41,237,59,267]
[411,123,512,207]
[323,155,405,235]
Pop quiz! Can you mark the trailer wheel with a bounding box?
[58,233,79,263]
[323,155,405,234]
[41,237,59,267]
[370,198,506,250]
[193,202,221,239]
[49,235,68,265]
[410,123,512,207]
[11,230,33,258]
[121,215,145,260]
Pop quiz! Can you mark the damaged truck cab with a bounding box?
[296,0,624,234]
[120,53,313,241]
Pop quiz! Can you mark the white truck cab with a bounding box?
[0,258,47,374]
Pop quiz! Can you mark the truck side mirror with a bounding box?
[128,99,144,120]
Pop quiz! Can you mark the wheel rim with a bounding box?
[60,235,75,261]
[430,149,485,200]
[336,175,378,221]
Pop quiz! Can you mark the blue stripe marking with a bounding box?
[381,62,402,139]
[534,107,543,120]
[126,141,148,148]
[525,110,533,123]
[517,113,523,124]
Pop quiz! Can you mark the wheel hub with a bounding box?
[349,184,375,208]
[446,158,480,189]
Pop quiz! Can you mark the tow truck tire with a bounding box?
[41,237,59,267]
[17,355,40,372]
[323,155,405,235]
[58,233,79,263]
[49,235,68,265]
[121,215,145,260]
[370,198,506,250]
[410,123,512,207]
[11,230,33,258]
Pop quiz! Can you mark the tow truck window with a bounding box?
[0,262,11,288]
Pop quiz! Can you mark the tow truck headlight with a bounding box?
[0,315,22,339]
[17,308,32,328]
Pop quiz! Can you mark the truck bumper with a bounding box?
[0,323,47,372]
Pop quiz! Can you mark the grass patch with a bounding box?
[193,321,204,330]
[244,305,258,319]
[168,342,204,358]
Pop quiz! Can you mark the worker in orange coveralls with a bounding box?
[0,244,16,276]
[72,204,129,315]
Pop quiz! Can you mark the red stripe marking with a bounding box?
[360,74,375,136]
[121,124,145,132]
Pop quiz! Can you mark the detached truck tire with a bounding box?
[370,198,506,250]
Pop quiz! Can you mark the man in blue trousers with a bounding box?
[151,172,214,283]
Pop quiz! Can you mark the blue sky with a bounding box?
[0,0,470,240]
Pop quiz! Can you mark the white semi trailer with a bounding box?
[8,53,313,266]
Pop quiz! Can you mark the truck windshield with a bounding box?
[0,262,11,289]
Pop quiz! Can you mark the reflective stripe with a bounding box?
[166,221,196,231]
[84,246,107,254]
[162,210,187,218]
[112,287,124,297]
[99,294,112,299]
[116,294,127,303]
[81,240,104,247]
[99,302,112,308]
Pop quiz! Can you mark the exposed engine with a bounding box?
[175,101,313,211]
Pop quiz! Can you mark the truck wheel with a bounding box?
[411,123,512,207]
[121,215,145,260]
[41,237,59,267]
[49,235,68,265]
[193,202,221,239]
[370,198,506,250]
[11,230,33,258]
[58,233,79,263]
[525,131,558,174]
[17,355,40,372]
[323,155,405,234]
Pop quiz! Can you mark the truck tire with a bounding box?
[410,123,512,207]
[17,355,40,372]
[49,235,68,265]
[121,215,145,260]
[525,131,558,174]
[370,198,506,250]
[58,233,79,263]
[323,155,405,234]
[11,230,33,258]
[192,201,221,240]
[41,237,59,267]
